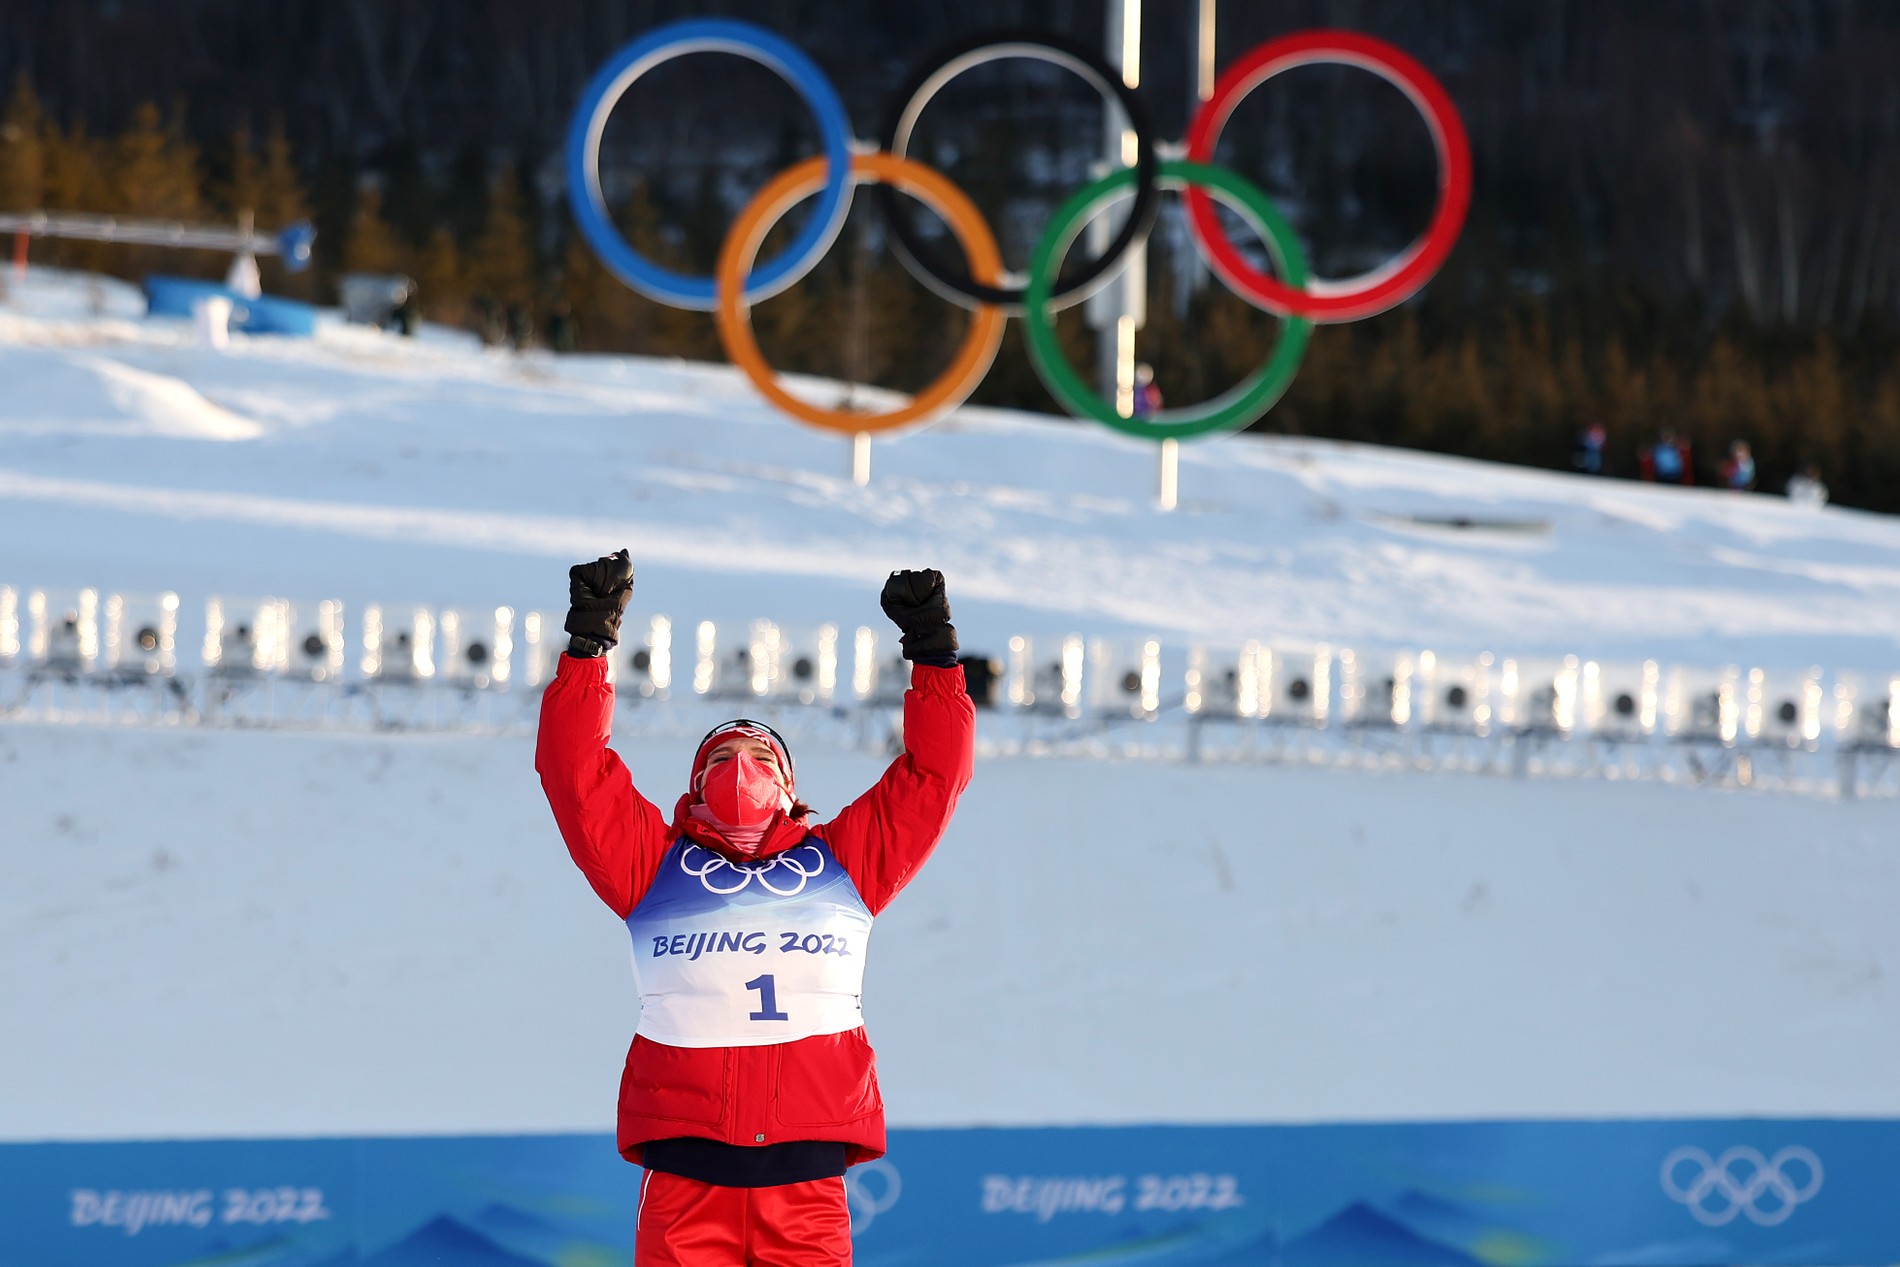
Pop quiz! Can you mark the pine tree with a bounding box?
[114,101,202,221]
[112,101,208,279]
[1277,319,1353,437]
[558,233,608,350]
[415,225,467,323]
[862,243,958,398]
[218,122,262,219]
[0,74,45,212]
[345,185,405,275]
[253,120,309,231]
[559,177,717,359]
[1683,337,1769,478]
[468,168,534,308]
[1850,366,1900,508]
[746,210,826,382]
[1600,339,1650,453]
[40,120,106,212]
[38,120,111,272]
[251,120,313,297]
[1771,336,1847,490]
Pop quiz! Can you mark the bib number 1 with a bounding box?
[745,974,789,1022]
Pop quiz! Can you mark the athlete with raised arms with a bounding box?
[537,550,974,1264]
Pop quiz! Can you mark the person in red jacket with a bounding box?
[536,550,975,1266]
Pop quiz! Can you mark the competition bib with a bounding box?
[625,836,873,1047]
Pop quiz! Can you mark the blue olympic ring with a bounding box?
[563,19,854,311]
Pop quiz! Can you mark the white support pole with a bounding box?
[1184,0,1218,299]
[1095,0,1144,417]
[1197,0,1218,101]
[1152,0,1217,515]
[852,431,872,487]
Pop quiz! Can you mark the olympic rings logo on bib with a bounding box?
[565,19,1469,442]
[680,842,826,896]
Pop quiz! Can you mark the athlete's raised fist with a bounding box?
[880,568,957,663]
[565,549,634,654]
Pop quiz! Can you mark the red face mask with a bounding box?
[698,751,787,831]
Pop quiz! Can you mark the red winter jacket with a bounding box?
[535,653,975,1166]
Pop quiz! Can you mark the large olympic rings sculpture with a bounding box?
[565,19,1470,442]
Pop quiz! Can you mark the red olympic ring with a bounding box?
[1183,30,1472,324]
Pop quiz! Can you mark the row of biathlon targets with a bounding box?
[3,587,1897,749]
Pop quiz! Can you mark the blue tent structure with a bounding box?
[143,275,319,337]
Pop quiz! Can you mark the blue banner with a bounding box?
[2,1120,1893,1265]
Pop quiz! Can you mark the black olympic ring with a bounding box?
[876,29,1159,313]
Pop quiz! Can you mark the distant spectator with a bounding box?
[474,295,506,346]
[1720,440,1756,492]
[546,300,578,354]
[1571,422,1607,475]
[1648,427,1692,485]
[506,301,534,351]
[1786,463,1829,508]
[1132,362,1162,419]
[390,291,419,338]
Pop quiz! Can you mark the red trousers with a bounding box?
[636,1170,853,1265]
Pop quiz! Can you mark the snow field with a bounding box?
[2,267,1898,1139]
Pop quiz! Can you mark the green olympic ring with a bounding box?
[1022,159,1312,442]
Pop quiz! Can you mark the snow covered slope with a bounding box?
[2,272,1898,670]
[2,270,1897,1141]
[5,723,1895,1141]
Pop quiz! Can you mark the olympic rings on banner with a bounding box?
[563,19,853,310]
[566,19,1470,441]
[1022,160,1312,441]
[876,30,1159,313]
[845,1158,903,1232]
[1182,29,1472,323]
[716,152,1007,434]
[1660,1145,1823,1228]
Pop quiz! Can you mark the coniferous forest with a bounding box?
[3,1,1900,511]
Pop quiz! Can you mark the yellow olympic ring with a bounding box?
[714,152,1006,435]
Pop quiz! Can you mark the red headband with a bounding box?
[690,720,794,794]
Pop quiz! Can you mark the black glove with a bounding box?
[880,568,958,665]
[564,548,634,656]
